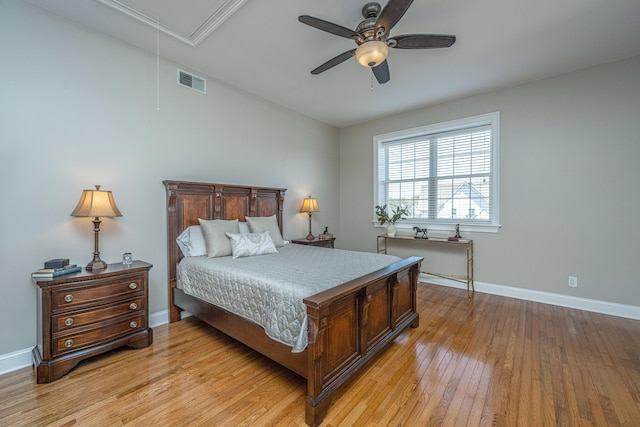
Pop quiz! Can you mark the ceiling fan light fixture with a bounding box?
[355,40,388,68]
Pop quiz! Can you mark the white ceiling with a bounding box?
[26,0,640,128]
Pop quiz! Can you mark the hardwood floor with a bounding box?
[2,283,639,426]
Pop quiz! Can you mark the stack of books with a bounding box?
[32,260,81,278]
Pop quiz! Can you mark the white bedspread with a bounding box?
[177,244,401,353]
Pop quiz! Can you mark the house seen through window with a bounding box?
[374,112,500,232]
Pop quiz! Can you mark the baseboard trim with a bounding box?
[0,347,33,376]
[420,274,640,320]
[149,309,169,328]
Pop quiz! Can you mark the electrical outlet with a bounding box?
[568,276,578,288]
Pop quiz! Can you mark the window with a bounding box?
[374,112,500,232]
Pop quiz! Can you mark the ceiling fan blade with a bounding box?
[298,15,360,40]
[375,0,414,37]
[390,34,456,49]
[372,60,390,84]
[311,49,356,75]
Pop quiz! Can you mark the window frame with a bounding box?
[373,112,501,233]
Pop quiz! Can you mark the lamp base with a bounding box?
[86,217,108,271]
[86,257,107,271]
[306,212,314,240]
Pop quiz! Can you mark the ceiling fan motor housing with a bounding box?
[357,2,384,42]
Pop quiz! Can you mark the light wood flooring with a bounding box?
[1,283,639,426]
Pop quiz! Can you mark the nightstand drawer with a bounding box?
[52,313,145,356]
[52,297,144,334]
[52,277,144,311]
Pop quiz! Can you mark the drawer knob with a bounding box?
[64,318,74,326]
[64,339,74,348]
[129,321,138,329]
[64,294,73,303]
[129,283,138,290]
[129,302,138,310]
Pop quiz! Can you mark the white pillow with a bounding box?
[198,218,240,258]
[225,231,278,259]
[176,226,207,257]
[245,215,285,247]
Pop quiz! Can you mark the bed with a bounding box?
[164,180,422,426]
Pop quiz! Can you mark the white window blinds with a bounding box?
[375,112,499,229]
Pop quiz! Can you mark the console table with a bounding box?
[377,235,474,295]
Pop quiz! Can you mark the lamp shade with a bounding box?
[70,185,122,218]
[300,196,320,213]
[355,40,389,68]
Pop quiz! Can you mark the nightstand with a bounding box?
[292,237,335,248]
[32,260,153,383]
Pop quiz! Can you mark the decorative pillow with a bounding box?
[176,225,207,257]
[245,215,285,247]
[198,218,240,258]
[225,231,278,259]
[238,221,250,234]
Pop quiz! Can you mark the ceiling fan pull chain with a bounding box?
[156,14,160,111]
[370,69,374,92]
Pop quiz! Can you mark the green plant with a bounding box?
[375,204,409,225]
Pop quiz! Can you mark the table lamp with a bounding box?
[300,196,319,240]
[70,185,122,270]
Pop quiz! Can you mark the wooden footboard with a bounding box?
[303,256,421,426]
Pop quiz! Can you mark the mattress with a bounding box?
[177,243,401,352]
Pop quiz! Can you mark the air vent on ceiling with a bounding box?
[177,69,206,94]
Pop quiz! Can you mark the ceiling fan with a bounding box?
[298,0,456,84]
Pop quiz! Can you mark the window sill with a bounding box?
[372,221,501,234]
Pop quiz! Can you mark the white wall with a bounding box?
[339,55,640,308]
[0,1,339,358]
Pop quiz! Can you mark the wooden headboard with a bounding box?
[163,180,286,322]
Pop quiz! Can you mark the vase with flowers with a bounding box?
[375,204,409,237]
